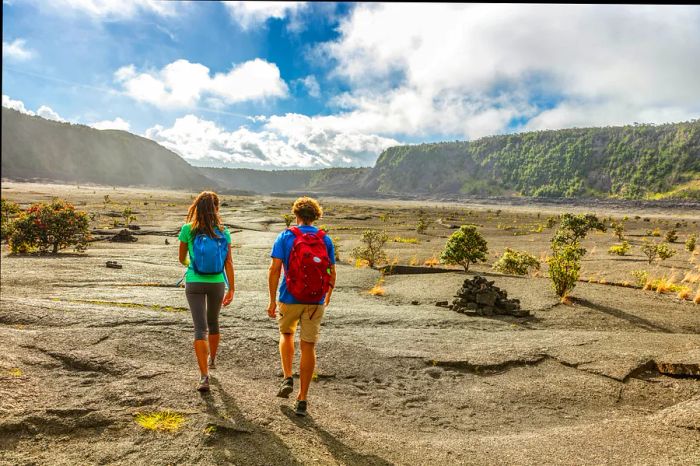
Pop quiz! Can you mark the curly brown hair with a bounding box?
[186,191,223,238]
[292,196,323,224]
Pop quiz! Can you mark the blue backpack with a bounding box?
[191,228,228,275]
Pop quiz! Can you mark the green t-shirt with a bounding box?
[178,223,231,283]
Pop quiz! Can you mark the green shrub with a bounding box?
[608,241,630,256]
[440,225,488,272]
[416,210,431,234]
[350,230,388,268]
[547,244,581,299]
[282,214,294,228]
[630,270,649,288]
[686,234,697,252]
[664,229,678,243]
[611,221,625,240]
[657,242,676,261]
[122,207,136,226]
[492,248,540,275]
[1,199,21,241]
[9,199,90,254]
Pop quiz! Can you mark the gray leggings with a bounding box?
[185,282,225,340]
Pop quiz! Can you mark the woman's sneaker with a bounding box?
[197,375,210,392]
[277,377,293,398]
[294,400,308,417]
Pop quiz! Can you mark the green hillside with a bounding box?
[363,121,700,199]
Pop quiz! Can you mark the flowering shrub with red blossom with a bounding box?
[9,199,90,254]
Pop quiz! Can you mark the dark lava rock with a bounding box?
[449,275,529,317]
[110,229,137,243]
[105,261,122,269]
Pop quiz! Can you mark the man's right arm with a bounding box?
[267,258,283,318]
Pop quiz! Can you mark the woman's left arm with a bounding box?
[222,243,235,306]
[179,241,189,266]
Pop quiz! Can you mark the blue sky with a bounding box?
[3,2,700,169]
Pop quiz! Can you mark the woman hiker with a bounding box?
[178,191,235,392]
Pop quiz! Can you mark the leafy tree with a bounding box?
[686,234,697,252]
[492,248,540,275]
[351,230,388,268]
[9,199,90,254]
[1,199,21,241]
[611,221,625,240]
[440,225,488,272]
[640,240,675,263]
[552,213,607,250]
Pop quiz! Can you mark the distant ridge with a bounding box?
[1,107,215,190]
[2,106,698,200]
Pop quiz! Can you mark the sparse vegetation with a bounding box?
[122,207,136,226]
[611,221,625,240]
[686,234,696,252]
[547,244,581,301]
[416,210,432,234]
[393,236,419,244]
[283,214,294,228]
[440,225,488,272]
[492,248,540,275]
[351,230,388,268]
[608,241,630,256]
[1,199,21,241]
[665,229,678,243]
[8,199,90,254]
[134,411,185,432]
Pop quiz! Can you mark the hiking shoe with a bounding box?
[277,377,293,398]
[294,400,308,417]
[197,375,210,392]
[208,356,216,370]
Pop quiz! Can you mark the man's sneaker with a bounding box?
[208,356,216,370]
[277,377,293,398]
[294,399,308,417]
[197,375,210,392]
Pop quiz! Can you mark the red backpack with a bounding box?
[285,226,332,303]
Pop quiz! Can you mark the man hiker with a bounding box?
[267,196,336,416]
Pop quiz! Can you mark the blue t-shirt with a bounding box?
[271,225,335,304]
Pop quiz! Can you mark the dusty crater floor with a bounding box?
[1,182,699,465]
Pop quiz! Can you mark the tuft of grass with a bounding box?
[134,411,185,432]
[423,256,439,267]
[694,287,700,304]
[8,367,23,377]
[354,258,369,269]
[681,270,700,284]
[678,288,690,300]
[392,236,419,244]
[369,277,385,296]
[409,255,419,266]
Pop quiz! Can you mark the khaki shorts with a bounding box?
[277,303,325,343]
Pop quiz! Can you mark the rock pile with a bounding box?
[110,229,137,242]
[450,275,529,317]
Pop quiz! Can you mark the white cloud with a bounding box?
[3,39,34,61]
[32,0,181,19]
[313,4,700,138]
[295,75,320,98]
[90,117,130,131]
[2,95,34,115]
[115,58,288,109]
[145,114,398,168]
[36,105,65,122]
[223,1,308,31]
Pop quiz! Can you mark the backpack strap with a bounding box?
[316,229,326,239]
[289,226,302,237]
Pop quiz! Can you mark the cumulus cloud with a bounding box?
[3,39,34,61]
[36,105,65,122]
[223,1,308,31]
[313,4,700,138]
[295,75,321,98]
[115,58,288,109]
[90,117,131,131]
[145,114,398,168]
[2,95,34,114]
[31,0,181,19]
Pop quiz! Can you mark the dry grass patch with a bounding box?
[134,411,186,432]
